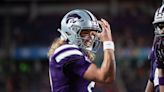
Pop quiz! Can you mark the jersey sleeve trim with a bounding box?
[55,49,83,63]
[54,44,79,55]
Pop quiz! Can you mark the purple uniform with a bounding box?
[149,47,159,92]
[49,44,95,92]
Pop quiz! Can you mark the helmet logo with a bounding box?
[66,14,81,24]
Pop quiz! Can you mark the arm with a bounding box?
[154,36,164,92]
[84,49,115,84]
[145,80,154,92]
[83,19,116,84]
[145,50,155,92]
[158,69,164,92]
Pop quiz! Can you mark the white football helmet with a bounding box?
[153,4,164,36]
[58,9,102,52]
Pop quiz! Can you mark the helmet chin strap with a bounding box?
[58,28,68,41]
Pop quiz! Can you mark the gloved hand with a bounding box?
[155,37,164,68]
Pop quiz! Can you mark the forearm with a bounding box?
[100,49,116,82]
[145,80,154,92]
[158,69,164,92]
[158,69,164,77]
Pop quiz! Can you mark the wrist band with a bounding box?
[103,41,115,51]
[159,77,164,85]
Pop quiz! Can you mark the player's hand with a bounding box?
[154,36,164,68]
[91,19,112,42]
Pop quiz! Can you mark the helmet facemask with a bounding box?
[76,29,101,53]
[154,23,164,37]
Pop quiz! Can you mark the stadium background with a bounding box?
[0,0,160,92]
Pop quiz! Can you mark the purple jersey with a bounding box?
[49,44,95,92]
[149,47,159,92]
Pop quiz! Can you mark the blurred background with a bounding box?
[0,0,161,92]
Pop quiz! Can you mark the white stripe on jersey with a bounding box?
[154,68,159,87]
[49,69,53,92]
[54,44,79,55]
[55,49,83,63]
[87,81,95,92]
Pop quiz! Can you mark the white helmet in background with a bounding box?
[58,9,102,52]
[153,4,164,36]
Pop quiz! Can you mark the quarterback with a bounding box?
[47,9,116,92]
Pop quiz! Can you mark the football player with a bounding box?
[47,9,116,92]
[145,2,164,92]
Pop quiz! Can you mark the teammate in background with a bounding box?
[155,33,164,92]
[145,2,164,92]
[47,9,116,92]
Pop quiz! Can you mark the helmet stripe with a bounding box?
[83,10,94,21]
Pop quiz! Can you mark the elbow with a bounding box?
[104,71,116,84]
[99,74,116,84]
[104,76,115,84]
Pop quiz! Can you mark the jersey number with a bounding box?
[87,82,95,92]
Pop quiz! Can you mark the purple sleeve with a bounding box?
[149,63,154,83]
[64,55,91,77]
[148,49,155,82]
